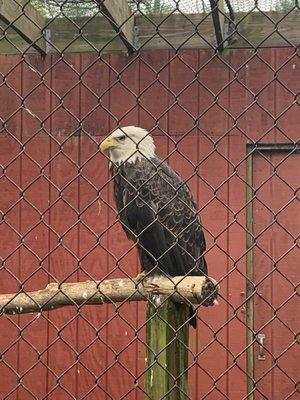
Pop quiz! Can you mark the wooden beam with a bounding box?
[146,300,189,400]
[98,0,135,54]
[0,0,45,54]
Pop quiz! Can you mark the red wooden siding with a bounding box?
[0,48,299,399]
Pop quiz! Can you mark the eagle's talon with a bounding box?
[147,282,159,288]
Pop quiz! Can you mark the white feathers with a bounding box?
[108,126,156,164]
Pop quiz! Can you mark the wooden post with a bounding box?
[146,299,189,400]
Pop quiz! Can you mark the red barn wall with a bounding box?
[0,48,299,399]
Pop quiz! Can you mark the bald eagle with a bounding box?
[100,126,208,327]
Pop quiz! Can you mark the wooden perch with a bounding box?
[0,276,219,315]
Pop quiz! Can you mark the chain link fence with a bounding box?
[0,0,299,399]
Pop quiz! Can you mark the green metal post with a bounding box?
[145,299,189,400]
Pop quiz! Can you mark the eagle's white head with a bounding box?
[99,126,156,164]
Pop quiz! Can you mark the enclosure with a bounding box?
[0,1,299,399]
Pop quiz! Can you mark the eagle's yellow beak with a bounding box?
[99,136,119,152]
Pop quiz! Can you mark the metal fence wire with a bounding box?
[0,0,299,399]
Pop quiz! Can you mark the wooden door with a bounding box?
[252,147,300,400]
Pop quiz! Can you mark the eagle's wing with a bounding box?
[154,159,207,276]
[119,158,207,277]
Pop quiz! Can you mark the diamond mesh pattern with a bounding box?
[0,1,299,399]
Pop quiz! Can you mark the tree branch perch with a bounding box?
[0,276,219,315]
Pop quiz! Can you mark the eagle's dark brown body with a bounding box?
[110,157,208,279]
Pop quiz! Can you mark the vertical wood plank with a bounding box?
[139,50,170,134]
[47,53,81,400]
[241,48,276,144]
[275,48,300,143]
[197,49,230,399]
[227,49,250,400]
[0,54,22,400]
[106,54,140,399]
[138,50,170,397]
[77,52,111,400]
[18,53,50,400]
[168,48,200,399]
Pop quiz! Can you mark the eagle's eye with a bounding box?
[118,135,126,142]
